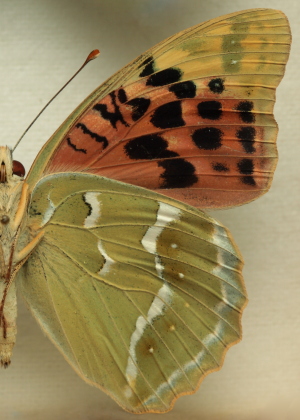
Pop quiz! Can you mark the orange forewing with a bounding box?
[37,9,290,209]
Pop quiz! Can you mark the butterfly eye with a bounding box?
[12,160,25,177]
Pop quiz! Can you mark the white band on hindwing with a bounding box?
[83,192,102,228]
[124,202,181,396]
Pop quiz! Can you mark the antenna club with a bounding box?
[86,49,100,63]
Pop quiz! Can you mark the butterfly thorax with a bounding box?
[0,146,43,367]
[0,148,26,270]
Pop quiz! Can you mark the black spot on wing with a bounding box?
[238,158,256,185]
[169,81,196,99]
[150,101,185,129]
[237,158,254,175]
[146,68,182,87]
[124,134,177,160]
[93,103,118,128]
[240,175,256,186]
[197,101,222,120]
[208,78,225,94]
[192,127,223,150]
[236,101,255,123]
[118,89,127,104]
[139,56,155,77]
[67,138,87,154]
[127,98,151,121]
[76,123,108,149]
[159,158,198,188]
[124,133,197,189]
[138,56,153,68]
[236,126,256,153]
[93,92,129,129]
[29,206,42,217]
[212,162,229,172]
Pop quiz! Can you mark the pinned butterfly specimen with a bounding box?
[0,8,290,414]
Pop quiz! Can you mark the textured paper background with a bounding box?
[0,1,299,419]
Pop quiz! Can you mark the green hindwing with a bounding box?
[17,173,246,413]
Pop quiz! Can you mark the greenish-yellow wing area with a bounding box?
[18,174,246,413]
[26,8,291,199]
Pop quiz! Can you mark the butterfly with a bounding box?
[0,8,290,414]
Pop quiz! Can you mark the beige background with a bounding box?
[0,0,299,419]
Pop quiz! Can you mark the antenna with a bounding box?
[12,49,100,152]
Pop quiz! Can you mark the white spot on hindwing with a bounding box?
[42,194,55,225]
[82,192,116,276]
[83,192,101,228]
[123,385,133,399]
[207,223,232,322]
[97,240,115,276]
[124,202,181,392]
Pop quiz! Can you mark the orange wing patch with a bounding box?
[46,73,278,208]
[42,9,290,208]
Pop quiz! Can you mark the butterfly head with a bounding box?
[0,147,25,185]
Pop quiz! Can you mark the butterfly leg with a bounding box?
[14,230,44,264]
